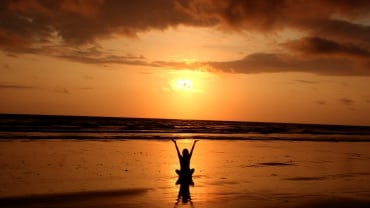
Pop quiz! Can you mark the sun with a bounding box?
[166,69,208,94]
[177,79,193,91]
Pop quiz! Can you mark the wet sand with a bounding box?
[1,139,370,207]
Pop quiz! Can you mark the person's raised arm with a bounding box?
[172,139,181,158]
[189,140,199,158]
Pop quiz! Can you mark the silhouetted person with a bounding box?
[172,139,199,204]
[172,139,198,186]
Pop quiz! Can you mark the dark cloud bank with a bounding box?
[0,0,369,75]
[0,83,37,90]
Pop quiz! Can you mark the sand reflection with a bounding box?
[1,140,370,207]
[175,178,193,205]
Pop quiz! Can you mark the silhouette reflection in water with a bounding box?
[172,139,199,204]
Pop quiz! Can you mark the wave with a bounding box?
[1,114,370,142]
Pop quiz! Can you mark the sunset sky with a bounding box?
[0,0,369,125]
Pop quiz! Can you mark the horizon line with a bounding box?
[1,113,369,128]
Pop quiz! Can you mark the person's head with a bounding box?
[182,148,189,157]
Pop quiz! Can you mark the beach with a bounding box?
[2,0,370,207]
[1,139,370,207]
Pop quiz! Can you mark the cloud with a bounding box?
[0,83,37,89]
[6,44,150,66]
[0,0,369,76]
[295,80,319,84]
[0,0,212,48]
[285,37,370,59]
[180,1,370,35]
[177,1,370,75]
[316,100,326,105]
[1,0,369,47]
[205,53,369,76]
[305,19,370,45]
[0,84,39,90]
[60,0,104,18]
[1,64,11,70]
[54,86,70,94]
[6,44,368,76]
[339,98,354,105]
[56,49,148,66]
[142,52,369,76]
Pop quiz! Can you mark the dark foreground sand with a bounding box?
[1,189,370,208]
[1,140,370,207]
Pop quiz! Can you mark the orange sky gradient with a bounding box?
[0,0,370,125]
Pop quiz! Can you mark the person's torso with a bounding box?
[180,156,190,170]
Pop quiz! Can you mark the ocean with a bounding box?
[1,114,370,141]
